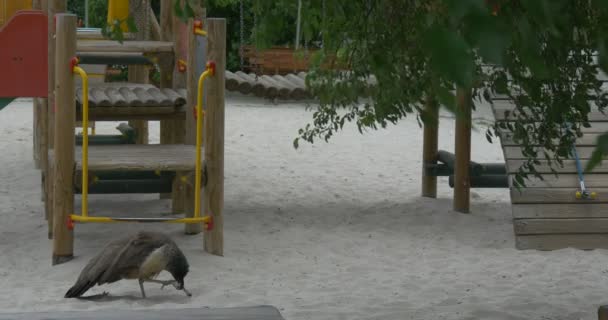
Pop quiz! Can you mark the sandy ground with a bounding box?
[0,95,607,320]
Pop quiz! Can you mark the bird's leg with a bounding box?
[138,279,147,299]
[144,279,178,289]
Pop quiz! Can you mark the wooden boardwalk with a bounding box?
[493,99,608,250]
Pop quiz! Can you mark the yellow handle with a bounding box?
[194,64,214,219]
[72,64,89,218]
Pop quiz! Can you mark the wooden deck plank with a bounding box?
[493,104,608,122]
[499,133,600,146]
[49,145,200,171]
[503,146,606,160]
[77,40,174,53]
[515,234,608,250]
[510,188,608,204]
[506,159,608,173]
[495,122,608,133]
[512,203,608,218]
[511,174,608,188]
[514,218,608,234]
[0,306,285,320]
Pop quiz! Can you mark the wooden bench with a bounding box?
[493,99,608,250]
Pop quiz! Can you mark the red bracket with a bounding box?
[193,20,203,32]
[206,61,216,76]
[66,216,74,230]
[70,56,79,71]
[205,216,214,231]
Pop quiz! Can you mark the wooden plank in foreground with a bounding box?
[0,306,285,320]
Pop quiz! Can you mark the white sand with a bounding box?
[0,95,607,320]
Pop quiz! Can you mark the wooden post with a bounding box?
[183,18,203,234]
[45,0,66,238]
[32,0,42,168]
[599,305,608,320]
[453,87,472,213]
[52,13,76,265]
[203,18,225,255]
[421,97,439,198]
[127,0,150,145]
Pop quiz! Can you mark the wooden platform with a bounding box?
[49,145,201,171]
[493,100,608,250]
[0,306,285,320]
[77,40,174,53]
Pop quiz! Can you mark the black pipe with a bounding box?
[448,175,509,188]
[75,179,173,194]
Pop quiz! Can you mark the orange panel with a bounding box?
[0,10,48,97]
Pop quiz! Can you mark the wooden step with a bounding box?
[49,144,201,171]
[77,40,174,53]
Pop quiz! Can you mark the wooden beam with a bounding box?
[514,218,608,235]
[503,146,605,159]
[32,0,41,168]
[510,188,608,204]
[493,102,608,122]
[149,6,161,41]
[512,203,608,219]
[515,234,608,250]
[513,174,608,188]
[599,305,608,320]
[46,0,67,239]
[421,97,439,198]
[499,132,601,147]
[203,18,226,256]
[76,40,174,53]
[506,159,608,174]
[453,87,472,213]
[52,13,76,265]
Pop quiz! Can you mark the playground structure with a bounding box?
[1,1,226,264]
[420,88,608,250]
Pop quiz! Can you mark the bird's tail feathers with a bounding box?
[64,280,95,298]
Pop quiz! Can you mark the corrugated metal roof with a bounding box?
[76,83,187,108]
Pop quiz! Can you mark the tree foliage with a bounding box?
[249,0,608,187]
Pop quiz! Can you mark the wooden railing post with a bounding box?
[453,87,472,213]
[52,13,76,265]
[203,18,226,255]
[421,97,439,198]
[45,0,66,239]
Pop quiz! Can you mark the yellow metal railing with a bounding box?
[67,51,214,229]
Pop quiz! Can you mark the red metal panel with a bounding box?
[0,10,48,98]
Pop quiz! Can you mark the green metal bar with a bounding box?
[0,98,15,111]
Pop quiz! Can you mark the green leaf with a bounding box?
[423,25,475,88]
[174,0,185,22]
[586,132,608,171]
[184,1,196,19]
[126,16,138,33]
